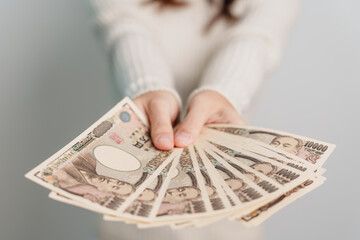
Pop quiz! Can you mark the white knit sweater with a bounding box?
[93,0,299,115]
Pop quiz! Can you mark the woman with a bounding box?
[93,0,299,239]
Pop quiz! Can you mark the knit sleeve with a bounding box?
[92,0,182,107]
[189,0,300,115]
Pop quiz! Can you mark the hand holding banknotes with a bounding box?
[25,97,335,229]
[133,91,180,151]
[133,90,246,150]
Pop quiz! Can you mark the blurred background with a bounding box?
[1,0,359,239]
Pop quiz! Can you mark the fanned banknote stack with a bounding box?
[25,97,335,228]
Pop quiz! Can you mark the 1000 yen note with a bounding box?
[206,124,335,168]
[26,97,180,217]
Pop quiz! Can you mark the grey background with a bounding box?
[0,0,359,239]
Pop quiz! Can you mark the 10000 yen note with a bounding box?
[129,147,228,227]
[122,160,177,221]
[203,125,333,223]
[200,128,316,175]
[198,140,321,219]
[169,141,264,230]
[191,146,234,210]
[206,124,335,168]
[169,145,237,229]
[196,144,268,208]
[106,152,183,224]
[170,139,292,230]
[48,191,148,225]
[238,169,327,226]
[25,97,180,217]
[147,145,238,230]
[154,148,213,221]
[201,140,313,193]
[239,175,326,226]
[168,142,271,230]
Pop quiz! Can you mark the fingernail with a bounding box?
[175,132,192,146]
[156,135,172,147]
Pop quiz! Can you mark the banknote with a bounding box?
[105,146,228,226]
[49,191,104,213]
[198,140,323,220]
[153,148,214,221]
[168,143,271,229]
[201,125,333,223]
[122,159,178,221]
[205,124,335,168]
[171,180,327,229]
[102,153,182,224]
[48,192,146,224]
[191,145,234,210]
[171,176,327,228]
[200,140,313,193]
[25,97,334,228]
[130,148,229,226]
[26,97,180,217]
[201,127,316,171]
[200,128,318,178]
[239,175,326,226]
[196,143,269,208]
[169,145,238,229]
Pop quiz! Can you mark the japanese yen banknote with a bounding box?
[25,97,335,228]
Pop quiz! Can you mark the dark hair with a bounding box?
[143,0,242,33]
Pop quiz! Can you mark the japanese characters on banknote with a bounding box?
[25,97,335,228]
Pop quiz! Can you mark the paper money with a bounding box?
[239,176,326,226]
[25,97,335,228]
[205,124,335,167]
[201,125,334,223]
[25,97,180,218]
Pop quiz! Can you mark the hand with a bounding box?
[174,90,246,148]
[133,91,180,151]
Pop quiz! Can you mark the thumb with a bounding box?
[174,105,210,148]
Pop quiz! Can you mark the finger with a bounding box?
[148,101,174,150]
[174,105,210,147]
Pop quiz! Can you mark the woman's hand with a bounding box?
[133,91,180,151]
[174,90,246,147]
[133,90,246,150]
